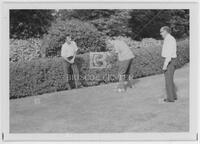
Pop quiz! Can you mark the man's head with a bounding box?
[65,34,72,42]
[160,26,171,39]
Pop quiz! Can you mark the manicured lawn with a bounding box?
[10,64,189,133]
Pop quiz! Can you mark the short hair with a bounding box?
[66,34,70,37]
[161,26,171,33]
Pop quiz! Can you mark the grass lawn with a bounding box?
[10,64,189,133]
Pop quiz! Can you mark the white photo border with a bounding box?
[1,1,199,141]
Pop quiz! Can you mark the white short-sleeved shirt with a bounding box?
[61,41,78,58]
[112,40,134,61]
[161,34,177,58]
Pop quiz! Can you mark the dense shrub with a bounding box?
[174,38,189,68]
[42,19,107,57]
[10,38,189,99]
[10,57,73,98]
[10,39,42,62]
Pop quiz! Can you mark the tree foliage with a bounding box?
[57,9,132,37]
[10,10,55,39]
[91,10,132,36]
[57,9,189,39]
[129,9,189,40]
[10,9,189,40]
[57,9,116,21]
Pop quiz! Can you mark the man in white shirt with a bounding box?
[109,38,135,92]
[61,35,81,89]
[160,26,177,102]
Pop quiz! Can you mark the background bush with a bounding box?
[42,19,107,57]
[10,38,42,62]
[10,38,189,99]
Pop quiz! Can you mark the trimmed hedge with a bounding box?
[10,38,189,99]
[10,58,69,98]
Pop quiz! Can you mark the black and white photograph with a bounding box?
[1,1,199,142]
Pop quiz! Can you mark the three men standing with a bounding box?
[62,26,178,103]
[160,26,178,102]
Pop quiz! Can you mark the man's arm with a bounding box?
[70,52,77,64]
[163,57,171,70]
[70,42,79,63]
[63,56,73,63]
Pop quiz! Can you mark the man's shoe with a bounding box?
[163,99,175,102]
[117,88,125,93]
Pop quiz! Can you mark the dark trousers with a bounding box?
[62,58,80,89]
[118,58,133,89]
[164,59,177,101]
